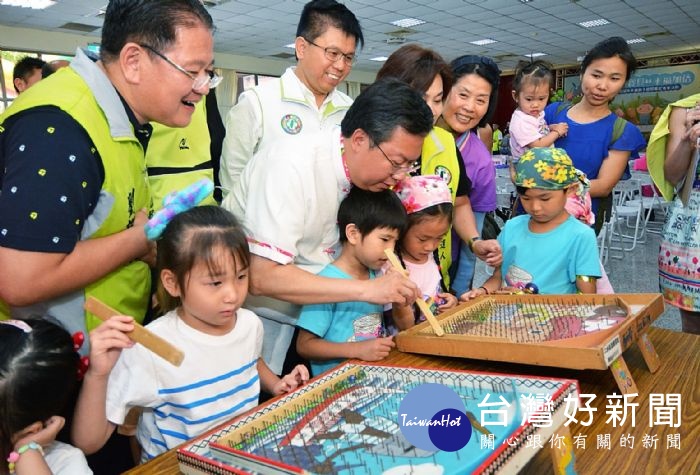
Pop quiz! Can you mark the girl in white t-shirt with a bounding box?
[391,175,458,330]
[509,60,569,159]
[0,318,92,475]
[72,206,308,462]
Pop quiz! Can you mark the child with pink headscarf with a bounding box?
[391,175,459,330]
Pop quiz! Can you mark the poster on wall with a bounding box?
[563,63,700,130]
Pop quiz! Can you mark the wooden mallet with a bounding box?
[384,249,445,336]
[84,296,185,367]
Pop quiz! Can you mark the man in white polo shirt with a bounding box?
[226,79,434,374]
[220,0,362,196]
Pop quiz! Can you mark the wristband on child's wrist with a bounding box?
[7,442,44,474]
[479,286,490,295]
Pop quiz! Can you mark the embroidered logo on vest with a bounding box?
[281,114,302,135]
[179,138,190,150]
[434,165,452,185]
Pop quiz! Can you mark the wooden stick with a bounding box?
[85,296,185,367]
[384,249,445,337]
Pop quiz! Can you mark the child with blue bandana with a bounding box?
[462,148,601,298]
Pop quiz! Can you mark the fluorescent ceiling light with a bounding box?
[0,0,55,8]
[626,38,646,44]
[470,39,497,46]
[284,43,296,49]
[525,53,547,58]
[369,56,388,62]
[578,18,610,28]
[391,18,425,28]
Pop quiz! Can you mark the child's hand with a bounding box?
[436,292,458,312]
[13,415,65,450]
[87,316,135,378]
[551,122,568,138]
[354,336,395,361]
[272,365,310,395]
[459,287,486,301]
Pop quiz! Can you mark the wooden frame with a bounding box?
[396,293,664,395]
[177,362,579,475]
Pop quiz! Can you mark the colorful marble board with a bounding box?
[177,362,578,475]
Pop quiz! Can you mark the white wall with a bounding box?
[0,24,377,85]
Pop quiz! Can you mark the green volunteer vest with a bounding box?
[0,66,151,330]
[147,100,216,209]
[421,126,460,287]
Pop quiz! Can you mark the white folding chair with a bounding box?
[626,172,670,234]
[609,178,645,252]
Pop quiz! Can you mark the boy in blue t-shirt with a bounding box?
[462,148,601,298]
[296,187,408,376]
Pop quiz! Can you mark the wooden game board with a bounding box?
[396,293,664,395]
[177,362,579,475]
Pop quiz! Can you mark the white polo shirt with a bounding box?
[227,126,350,273]
[225,126,351,374]
[220,66,352,196]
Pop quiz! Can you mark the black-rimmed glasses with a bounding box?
[304,38,355,66]
[376,143,418,176]
[139,43,222,90]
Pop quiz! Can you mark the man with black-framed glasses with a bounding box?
[226,78,433,377]
[0,0,213,387]
[220,0,364,198]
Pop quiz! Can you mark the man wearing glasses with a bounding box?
[219,0,363,198]
[144,39,224,210]
[0,0,215,357]
[226,79,432,376]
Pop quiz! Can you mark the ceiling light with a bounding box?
[525,53,547,58]
[576,56,585,62]
[578,18,610,28]
[470,39,497,46]
[0,0,55,8]
[626,38,646,44]
[284,43,296,49]
[369,56,388,62]
[391,18,425,28]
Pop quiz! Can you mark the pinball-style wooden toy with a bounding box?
[396,293,664,395]
[177,362,579,475]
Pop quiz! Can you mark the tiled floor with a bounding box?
[472,213,682,332]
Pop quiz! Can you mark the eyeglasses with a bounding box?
[304,37,355,66]
[376,143,418,176]
[139,43,222,90]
